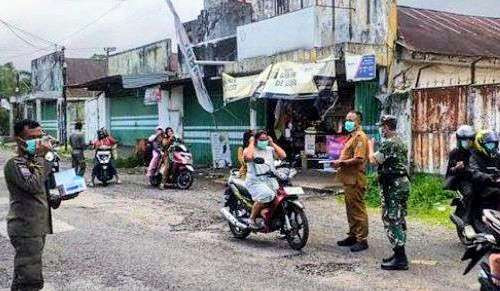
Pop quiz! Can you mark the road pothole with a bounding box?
[170,213,224,232]
[295,262,357,277]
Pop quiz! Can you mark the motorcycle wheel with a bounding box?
[150,174,162,187]
[285,205,309,250]
[229,203,251,239]
[176,171,193,190]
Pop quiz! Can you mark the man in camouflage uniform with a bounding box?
[370,115,410,271]
[4,119,61,290]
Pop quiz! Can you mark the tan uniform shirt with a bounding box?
[337,129,369,187]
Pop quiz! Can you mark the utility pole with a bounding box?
[61,46,68,150]
[104,47,116,76]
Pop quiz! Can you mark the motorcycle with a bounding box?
[149,139,194,190]
[220,158,309,250]
[451,167,500,245]
[94,147,114,186]
[462,209,500,290]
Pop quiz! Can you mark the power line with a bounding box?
[60,0,128,45]
[0,17,59,48]
[0,19,44,49]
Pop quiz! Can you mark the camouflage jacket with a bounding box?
[4,156,53,237]
[374,136,409,180]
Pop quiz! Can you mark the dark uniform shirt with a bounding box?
[4,156,52,237]
[69,131,86,152]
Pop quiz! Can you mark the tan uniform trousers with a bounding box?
[344,183,369,242]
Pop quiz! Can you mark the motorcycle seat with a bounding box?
[230,178,252,199]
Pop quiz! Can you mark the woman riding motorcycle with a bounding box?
[146,126,165,177]
[242,130,287,229]
[90,128,121,186]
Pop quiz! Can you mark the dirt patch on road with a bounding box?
[295,262,358,277]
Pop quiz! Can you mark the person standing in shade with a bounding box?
[69,121,86,176]
[332,111,370,252]
[4,119,62,290]
[370,115,410,271]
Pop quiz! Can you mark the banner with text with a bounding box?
[345,54,376,82]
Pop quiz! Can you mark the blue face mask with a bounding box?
[485,142,498,153]
[459,140,472,150]
[257,140,269,150]
[344,121,356,133]
[25,139,38,156]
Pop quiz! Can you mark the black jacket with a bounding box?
[469,149,500,192]
[445,148,472,190]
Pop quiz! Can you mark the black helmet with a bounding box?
[476,130,499,157]
[456,125,475,140]
[377,115,397,130]
[97,128,106,139]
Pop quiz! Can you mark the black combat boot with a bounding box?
[381,246,409,271]
[337,236,357,247]
[382,248,396,263]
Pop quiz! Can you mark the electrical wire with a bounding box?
[0,19,44,49]
[0,17,59,48]
[60,0,128,45]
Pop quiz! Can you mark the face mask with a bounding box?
[485,142,498,153]
[25,139,38,156]
[459,140,472,149]
[344,121,356,133]
[257,140,269,150]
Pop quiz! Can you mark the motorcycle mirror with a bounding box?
[254,157,265,164]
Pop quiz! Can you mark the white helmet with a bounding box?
[456,125,475,140]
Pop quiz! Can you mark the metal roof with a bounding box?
[68,73,171,91]
[398,6,500,58]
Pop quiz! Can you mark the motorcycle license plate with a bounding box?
[284,187,305,195]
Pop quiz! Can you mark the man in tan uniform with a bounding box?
[333,111,370,252]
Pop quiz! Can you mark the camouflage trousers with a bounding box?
[9,236,46,291]
[380,177,410,247]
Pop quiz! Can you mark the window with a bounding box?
[276,0,290,15]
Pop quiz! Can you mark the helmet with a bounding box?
[475,130,499,157]
[97,128,106,139]
[376,115,397,130]
[456,125,475,140]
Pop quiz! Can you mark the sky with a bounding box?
[0,0,499,71]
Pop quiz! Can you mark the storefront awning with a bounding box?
[223,59,336,104]
[68,73,170,91]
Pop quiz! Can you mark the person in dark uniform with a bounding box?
[69,121,86,176]
[445,125,475,238]
[4,119,62,291]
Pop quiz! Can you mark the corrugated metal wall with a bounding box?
[183,82,266,166]
[411,85,500,174]
[355,81,381,138]
[41,100,58,137]
[109,89,158,146]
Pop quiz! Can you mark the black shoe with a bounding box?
[381,246,409,271]
[337,236,357,247]
[383,249,396,263]
[350,241,369,252]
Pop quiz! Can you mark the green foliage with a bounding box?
[364,173,455,226]
[114,156,142,169]
[365,173,455,209]
[0,108,9,136]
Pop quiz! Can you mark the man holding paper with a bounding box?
[4,119,62,291]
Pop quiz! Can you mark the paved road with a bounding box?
[0,150,479,290]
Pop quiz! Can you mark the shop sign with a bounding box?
[222,59,336,102]
[345,54,376,82]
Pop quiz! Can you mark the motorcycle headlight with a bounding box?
[45,152,55,162]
